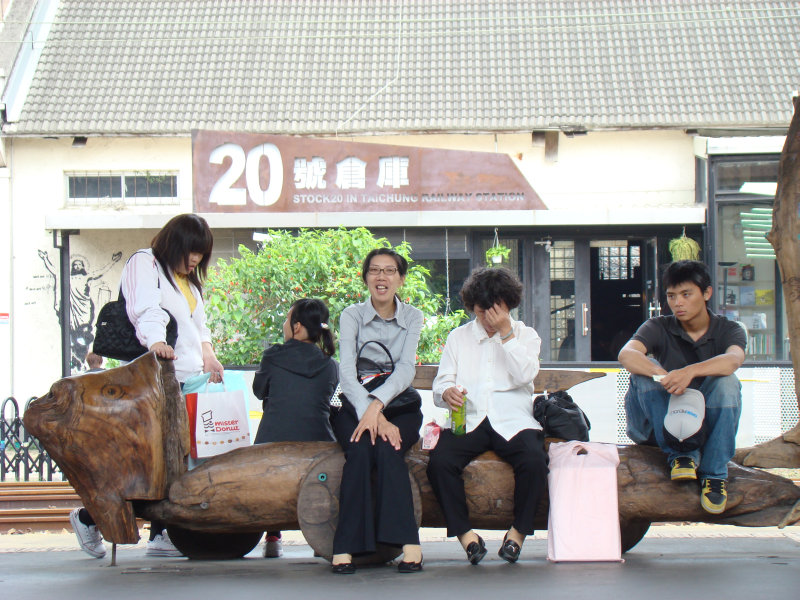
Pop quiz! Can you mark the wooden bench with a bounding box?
[24,354,800,563]
[411,364,606,395]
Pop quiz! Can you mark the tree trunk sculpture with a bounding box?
[23,353,188,544]
[140,440,800,534]
[23,354,800,552]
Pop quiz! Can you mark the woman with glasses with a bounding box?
[330,248,424,574]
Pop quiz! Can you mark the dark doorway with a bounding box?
[589,241,647,361]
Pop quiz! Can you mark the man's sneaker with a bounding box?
[670,456,698,481]
[264,535,283,558]
[145,530,183,557]
[69,508,106,558]
[701,478,728,514]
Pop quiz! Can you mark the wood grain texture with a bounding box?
[411,365,605,392]
[767,95,800,413]
[26,362,800,546]
[140,441,800,535]
[734,427,800,468]
[22,353,187,544]
[740,96,800,469]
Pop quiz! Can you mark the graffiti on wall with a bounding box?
[37,250,122,373]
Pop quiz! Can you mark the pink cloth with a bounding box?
[547,441,623,562]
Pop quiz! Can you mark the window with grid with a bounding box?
[598,245,640,280]
[66,173,179,206]
[550,241,576,360]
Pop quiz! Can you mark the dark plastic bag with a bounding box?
[533,390,591,441]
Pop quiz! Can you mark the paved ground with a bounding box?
[1,526,799,599]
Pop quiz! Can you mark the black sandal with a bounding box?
[398,559,423,573]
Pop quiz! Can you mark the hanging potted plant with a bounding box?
[668,228,701,261]
[485,244,511,265]
[486,228,511,265]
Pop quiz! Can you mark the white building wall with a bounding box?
[0,164,11,400]
[364,130,697,210]
[7,136,190,400]
[7,130,696,400]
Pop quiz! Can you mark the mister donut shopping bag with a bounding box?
[184,372,251,459]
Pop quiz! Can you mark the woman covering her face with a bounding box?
[427,267,547,565]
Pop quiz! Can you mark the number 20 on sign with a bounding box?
[209,142,283,207]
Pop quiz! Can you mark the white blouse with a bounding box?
[432,317,542,440]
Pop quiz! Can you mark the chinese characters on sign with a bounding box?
[295,155,409,191]
[193,131,546,213]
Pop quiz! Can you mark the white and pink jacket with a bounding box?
[120,248,211,383]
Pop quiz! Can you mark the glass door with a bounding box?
[548,240,577,361]
[717,201,783,360]
[545,238,649,362]
[547,240,591,362]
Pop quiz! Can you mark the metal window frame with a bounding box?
[65,171,179,206]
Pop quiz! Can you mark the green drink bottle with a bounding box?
[451,386,467,436]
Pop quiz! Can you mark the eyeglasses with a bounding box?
[367,266,398,276]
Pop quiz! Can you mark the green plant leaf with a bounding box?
[205,227,467,365]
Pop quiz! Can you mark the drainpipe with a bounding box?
[53,229,78,377]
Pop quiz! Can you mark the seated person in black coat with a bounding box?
[253,297,338,443]
[252,297,338,556]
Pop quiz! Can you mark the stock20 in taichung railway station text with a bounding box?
[192,131,546,214]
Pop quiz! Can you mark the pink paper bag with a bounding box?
[547,441,623,562]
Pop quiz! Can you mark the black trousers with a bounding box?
[331,405,422,555]
[427,418,548,538]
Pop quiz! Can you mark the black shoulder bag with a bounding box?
[93,253,178,361]
[338,340,421,419]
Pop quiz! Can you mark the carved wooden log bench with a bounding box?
[23,353,800,561]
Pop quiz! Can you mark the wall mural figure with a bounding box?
[38,250,123,372]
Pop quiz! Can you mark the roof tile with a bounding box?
[3,0,798,135]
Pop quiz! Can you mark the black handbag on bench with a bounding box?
[533,390,591,441]
[339,340,421,418]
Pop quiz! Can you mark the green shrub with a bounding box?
[205,227,466,365]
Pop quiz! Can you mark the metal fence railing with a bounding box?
[1,397,62,482]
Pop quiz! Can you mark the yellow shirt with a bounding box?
[174,273,197,314]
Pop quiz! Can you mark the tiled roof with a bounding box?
[4,0,799,135]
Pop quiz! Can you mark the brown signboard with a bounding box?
[192,131,546,213]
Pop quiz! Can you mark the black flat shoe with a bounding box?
[397,559,423,573]
[498,534,521,564]
[331,562,356,574]
[465,535,487,565]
